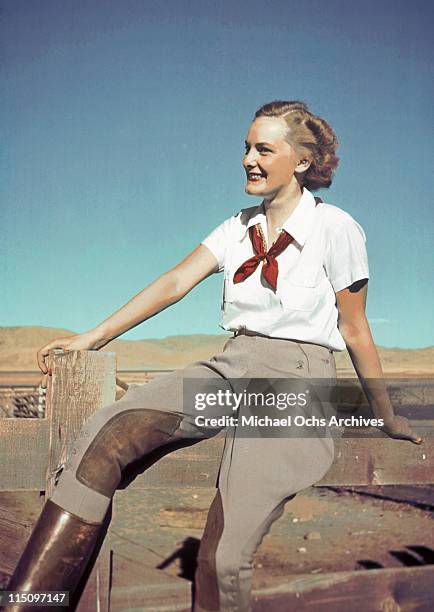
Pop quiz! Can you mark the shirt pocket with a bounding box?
[279,265,321,312]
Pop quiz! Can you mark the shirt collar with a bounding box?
[240,188,317,247]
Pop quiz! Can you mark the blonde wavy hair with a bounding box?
[254,100,339,191]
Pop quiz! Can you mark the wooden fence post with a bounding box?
[45,349,116,612]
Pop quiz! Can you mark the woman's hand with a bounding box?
[380,415,423,445]
[37,330,107,388]
[336,284,423,446]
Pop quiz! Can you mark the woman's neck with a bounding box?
[263,181,303,229]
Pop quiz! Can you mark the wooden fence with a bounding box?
[0,351,433,611]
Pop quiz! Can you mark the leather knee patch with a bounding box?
[76,409,182,497]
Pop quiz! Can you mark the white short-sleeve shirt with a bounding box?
[201,188,369,351]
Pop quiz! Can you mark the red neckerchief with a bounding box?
[233,225,294,291]
[232,197,322,292]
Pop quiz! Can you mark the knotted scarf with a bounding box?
[232,197,322,291]
[233,225,294,291]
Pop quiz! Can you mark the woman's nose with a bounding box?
[243,150,258,167]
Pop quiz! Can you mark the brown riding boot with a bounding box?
[4,499,103,612]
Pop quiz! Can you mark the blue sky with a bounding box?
[1,0,433,348]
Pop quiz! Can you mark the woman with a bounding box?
[7,100,422,612]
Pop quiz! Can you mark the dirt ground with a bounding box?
[109,485,434,591]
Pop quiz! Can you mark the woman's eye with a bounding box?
[243,145,272,154]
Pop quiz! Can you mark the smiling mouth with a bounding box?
[247,171,266,183]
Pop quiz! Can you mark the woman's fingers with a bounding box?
[402,431,423,445]
[383,415,423,444]
[409,432,424,445]
[400,427,423,444]
[37,340,68,373]
[39,372,49,390]
[37,346,51,373]
[401,418,423,444]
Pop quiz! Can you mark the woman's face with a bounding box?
[243,117,301,198]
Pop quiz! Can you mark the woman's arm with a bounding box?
[91,244,218,345]
[336,280,423,444]
[37,244,218,377]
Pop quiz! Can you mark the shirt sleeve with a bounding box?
[324,215,370,293]
[201,216,234,273]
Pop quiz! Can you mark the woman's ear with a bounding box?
[295,158,311,173]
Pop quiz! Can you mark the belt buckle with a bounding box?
[234,326,247,338]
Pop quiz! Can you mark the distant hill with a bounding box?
[1,326,433,374]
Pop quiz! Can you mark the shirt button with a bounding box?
[296,360,304,369]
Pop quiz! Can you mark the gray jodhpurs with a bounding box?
[50,334,337,611]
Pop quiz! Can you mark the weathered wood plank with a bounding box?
[334,378,434,409]
[0,351,117,492]
[319,437,432,486]
[0,369,171,389]
[108,551,434,612]
[125,434,433,489]
[1,424,431,492]
[45,349,116,497]
[0,420,48,490]
[252,566,434,611]
[339,485,434,508]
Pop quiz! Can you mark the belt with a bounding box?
[233,328,274,339]
[233,328,334,353]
